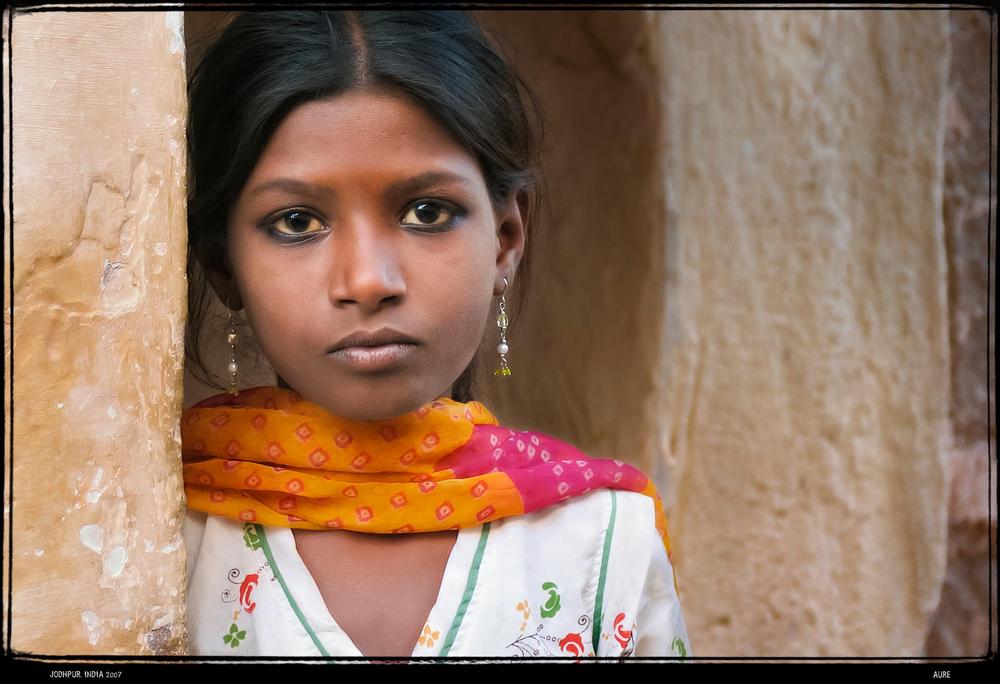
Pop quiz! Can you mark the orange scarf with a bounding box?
[182,386,675,567]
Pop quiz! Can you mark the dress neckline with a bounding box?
[259,523,487,658]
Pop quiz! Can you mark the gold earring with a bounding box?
[226,297,240,396]
[493,277,511,377]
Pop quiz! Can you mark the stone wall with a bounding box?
[477,9,986,657]
[648,9,954,657]
[925,9,997,658]
[5,11,189,655]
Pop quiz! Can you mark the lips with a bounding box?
[327,327,419,354]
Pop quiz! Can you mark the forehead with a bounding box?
[250,89,480,181]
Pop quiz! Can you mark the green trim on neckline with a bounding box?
[591,490,618,655]
[438,522,492,657]
[255,524,331,657]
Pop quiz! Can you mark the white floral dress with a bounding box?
[183,488,692,660]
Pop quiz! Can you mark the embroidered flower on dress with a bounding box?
[239,574,259,613]
[558,632,585,657]
[223,622,246,648]
[417,624,440,647]
[539,581,561,618]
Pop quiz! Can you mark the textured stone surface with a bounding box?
[942,10,994,449]
[924,9,996,658]
[650,10,952,656]
[925,443,997,657]
[2,8,11,646]
[6,11,189,654]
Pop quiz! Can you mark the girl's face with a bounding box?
[210,89,525,421]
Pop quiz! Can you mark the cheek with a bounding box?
[230,248,311,349]
[242,292,300,348]
[423,239,495,347]
[435,289,492,346]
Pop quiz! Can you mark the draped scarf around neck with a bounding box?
[181,386,676,570]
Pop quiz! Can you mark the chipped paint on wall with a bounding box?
[165,13,185,55]
[81,610,103,646]
[79,524,104,553]
[103,546,128,578]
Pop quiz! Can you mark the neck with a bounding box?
[274,374,460,406]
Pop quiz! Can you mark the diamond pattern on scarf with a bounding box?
[182,386,674,570]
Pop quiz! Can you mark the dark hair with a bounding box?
[185,10,547,403]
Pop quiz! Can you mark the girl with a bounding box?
[181,9,691,660]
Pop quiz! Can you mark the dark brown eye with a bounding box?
[267,210,323,237]
[401,201,455,229]
[415,203,441,223]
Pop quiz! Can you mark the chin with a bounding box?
[318,387,433,422]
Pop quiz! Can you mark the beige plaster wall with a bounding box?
[5,11,189,654]
[3,7,11,651]
[650,10,954,656]
[477,9,991,658]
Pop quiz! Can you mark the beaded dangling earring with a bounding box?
[493,277,511,377]
[225,297,240,396]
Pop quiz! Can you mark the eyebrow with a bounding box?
[245,170,474,201]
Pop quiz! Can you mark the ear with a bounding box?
[494,187,528,296]
[194,233,244,311]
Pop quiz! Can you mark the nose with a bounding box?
[327,220,407,314]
